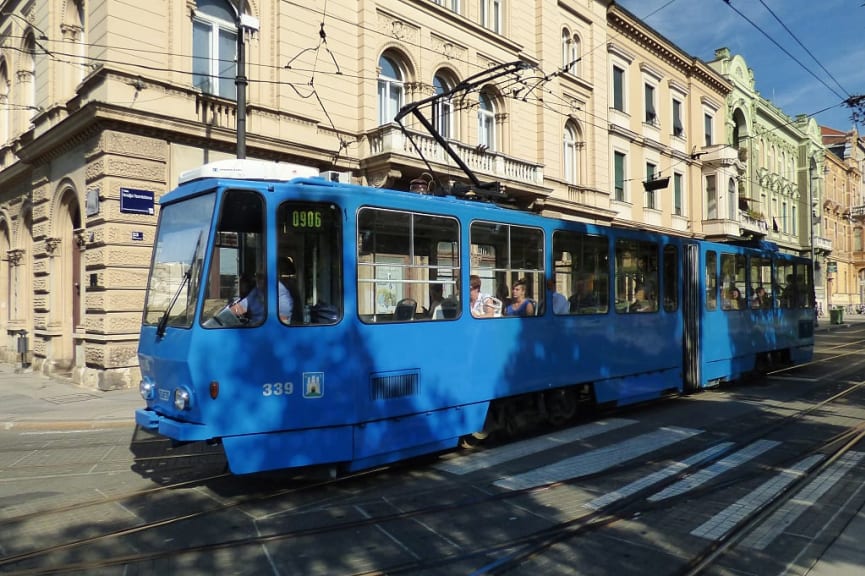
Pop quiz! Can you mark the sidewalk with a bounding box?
[0,363,141,430]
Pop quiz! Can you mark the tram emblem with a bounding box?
[303,372,324,398]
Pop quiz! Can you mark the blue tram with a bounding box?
[135,159,814,475]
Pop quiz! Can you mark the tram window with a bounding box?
[663,245,678,312]
[705,251,717,311]
[749,256,773,309]
[775,260,805,309]
[552,231,609,315]
[200,189,266,327]
[615,239,658,313]
[145,192,216,328]
[277,202,343,325]
[720,253,746,311]
[794,262,812,308]
[357,208,460,323]
[470,222,544,317]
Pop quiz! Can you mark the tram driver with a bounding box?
[230,268,294,325]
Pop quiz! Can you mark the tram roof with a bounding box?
[179,159,320,185]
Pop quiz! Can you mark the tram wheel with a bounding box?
[545,389,578,427]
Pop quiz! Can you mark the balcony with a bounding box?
[814,236,833,254]
[739,210,768,235]
[364,124,544,187]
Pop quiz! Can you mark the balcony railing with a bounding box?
[739,210,768,234]
[366,124,544,186]
[814,236,833,253]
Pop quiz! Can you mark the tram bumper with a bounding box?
[135,408,214,441]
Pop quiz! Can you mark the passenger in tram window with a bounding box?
[751,286,769,309]
[496,282,512,310]
[505,278,536,316]
[630,257,658,312]
[426,283,443,319]
[470,275,496,318]
[728,287,745,310]
[547,277,569,315]
[569,273,597,312]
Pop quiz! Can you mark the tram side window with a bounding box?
[552,231,609,315]
[750,256,773,309]
[663,245,678,312]
[470,222,544,318]
[277,202,343,325]
[357,208,460,323]
[720,253,747,311]
[794,262,813,308]
[201,189,266,328]
[615,239,658,313]
[775,260,808,309]
[705,251,717,311]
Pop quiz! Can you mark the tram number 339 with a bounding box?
[262,382,294,396]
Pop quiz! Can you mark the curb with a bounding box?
[1,419,137,432]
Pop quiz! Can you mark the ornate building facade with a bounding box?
[0,0,832,388]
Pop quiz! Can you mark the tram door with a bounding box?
[682,244,701,392]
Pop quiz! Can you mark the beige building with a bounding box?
[0,0,809,388]
[606,5,734,237]
[823,126,865,309]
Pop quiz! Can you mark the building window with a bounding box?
[433,74,453,139]
[672,98,684,137]
[614,151,626,202]
[0,60,8,144]
[644,84,656,125]
[432,0,460,11]
[704,113,714,146]
[792,205,798,236]
[782,201,788,233]
[646,162,657,209]
[478,91,495,150]
[562,29,580,76]
[564,122,580,185]
[729,178,737,221]
[706,175,717,219]
[481,0,502,33]
[612,65,625,112]
[378,54,404,125]
[192,0,237,99]
[673,172,683,216]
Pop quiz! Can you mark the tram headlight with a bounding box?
[139,379,155,401]
[173,388,191,411]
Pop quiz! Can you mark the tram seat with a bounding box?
[440,297,458,319]
[395,298,417,320]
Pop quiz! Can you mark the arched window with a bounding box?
[563,122,580,184]
[0,60,8,144]
[562,29,580,76]
[192,0,237,99]
[23,33,36,113]
[432,73,453,139]
[477,91,495,150]
[378,55,404,125]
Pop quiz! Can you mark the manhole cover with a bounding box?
[43,393,101,404]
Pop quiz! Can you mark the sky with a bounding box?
[615,0,865,133]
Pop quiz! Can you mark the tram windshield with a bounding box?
[143,192,216,327]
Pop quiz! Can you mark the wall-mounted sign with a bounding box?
[131,231,144,241]
[827,261,838,274]
[120,188,154,214]
[86,188,100,217]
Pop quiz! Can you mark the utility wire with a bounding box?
[755,0,850,99]
[720,0,848,103]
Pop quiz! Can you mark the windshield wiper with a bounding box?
[156,231,203,338]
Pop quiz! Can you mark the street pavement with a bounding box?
[1,312,864,574]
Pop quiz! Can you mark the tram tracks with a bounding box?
[5,342,865,574]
